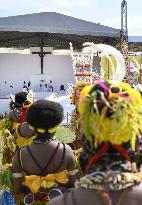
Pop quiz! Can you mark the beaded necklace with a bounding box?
[33,138,52,144]
[75,171,142,191]
[63,170,142,205]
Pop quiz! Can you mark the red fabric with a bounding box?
[85,143,109,174]
[113,144,131,162]
[84,143,131,174]
[19,108,27,123]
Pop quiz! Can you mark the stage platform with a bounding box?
[0,92,75,125]
[33,91,66,99]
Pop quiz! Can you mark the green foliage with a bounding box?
[0,118,12,131]
[0,164,13,189]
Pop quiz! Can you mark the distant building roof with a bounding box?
[0,12,120,48]
[0,12,120,37]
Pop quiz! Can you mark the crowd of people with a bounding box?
[1,44,142,205]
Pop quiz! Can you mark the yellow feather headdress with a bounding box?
[78,81,142,151]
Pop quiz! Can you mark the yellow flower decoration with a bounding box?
[70,82,90,104]
[29,125,59,134]
[78,81,142,151]
[29,125,34,131]
[23,98,33,109]
[78,85,92,115]
[48,126,58,133]
[37,128,46,133]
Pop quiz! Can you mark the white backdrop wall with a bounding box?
[0,53,75,96]
[44,55,75,91]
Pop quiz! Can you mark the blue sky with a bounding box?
[0,0,141,35]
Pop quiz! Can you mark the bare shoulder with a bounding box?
[64,144,75,159]
[48,188,96,205]
[65,144,74,152]
[48,189,78,205]
[48,195,64,205]
[130,183,142,196]
[8,110,14,119]
[55,143,74,160]
[48,184,142,205]
[9,109,19,121]
[112,184,142,205]
[19,122,36,137]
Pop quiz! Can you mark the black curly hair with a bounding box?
[15,91,28,105]
[9,91,28,110]
[26,99,64,130]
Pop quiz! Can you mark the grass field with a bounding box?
[56,126,75,143]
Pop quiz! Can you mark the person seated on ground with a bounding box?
[68,82,90,150]
[48,81,142,205]
[12,99,78,204]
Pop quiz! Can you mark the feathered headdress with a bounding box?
[69,42,126,105]
[78,81,142,151]
[77,43,142,151]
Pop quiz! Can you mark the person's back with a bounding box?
[49,184,142,205]
[48,81,142,205]
[8,91,29,132]
[13,122,36,148]
[13,140,76,182]
[1,91,31,165]
[12,100,78,204]
[8,91,34,149]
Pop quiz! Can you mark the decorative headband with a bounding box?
[29,125,58,134]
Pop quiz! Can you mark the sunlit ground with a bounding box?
[56,126,75,143]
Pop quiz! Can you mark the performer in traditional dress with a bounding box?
[9,91,31,133]
[9,91,35,148]
[48,80,142,205]
[12,100,78,204]
[0,91,34,164]
[68,82,90,150]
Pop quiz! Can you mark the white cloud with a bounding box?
[102,16,142,36]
